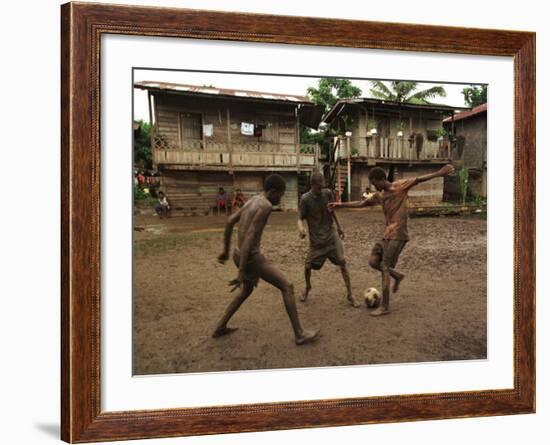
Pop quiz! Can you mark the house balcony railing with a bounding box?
[152,136,318,170]
[336,136,451,163]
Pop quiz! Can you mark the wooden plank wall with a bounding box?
[355,108,448,159]
[233,172,264,200]
[279,173,298,210]
[154,93,297,153]
[159,169,300,214]
[155,97,180,148]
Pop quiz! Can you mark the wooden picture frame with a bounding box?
[61,2,535,442]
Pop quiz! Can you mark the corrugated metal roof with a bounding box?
[134,81,312,104]
[322,97,469,124]
[442,103,487,123]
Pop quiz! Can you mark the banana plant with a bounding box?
[458,166,469,204]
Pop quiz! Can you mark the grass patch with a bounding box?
[135,231,219,257]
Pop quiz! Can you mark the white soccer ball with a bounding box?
[364,287,381,308]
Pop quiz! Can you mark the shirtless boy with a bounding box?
[214,173,320,345]
[329,164,455,316]
[298,172,360,308]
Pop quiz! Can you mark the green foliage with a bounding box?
[302,78,362,159]
[300,127,325,145]
[134,120,152,168]
[368,118,379,131]
[435,126,447,138]
[135,232,217,257]
[369,81,447,104]
[469,195,487,206]
[307,78,362,113]
[461,85,487,107]
[350,146,359,156]
[397,120,407,131]
[299,144,315,153]
[458,167,469,204]
[134,184,156,206]
[300,127,330,158]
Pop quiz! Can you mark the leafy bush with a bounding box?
[134,120,152,168]
[458,167,469,204]
[469,195,487,206]
[134,184,156,206]
[435,126,447,138]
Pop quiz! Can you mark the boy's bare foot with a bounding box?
[212,326,239,338]
[392,273,405,293]
[369,307,391,317]
[295,328,320,345]
[347,296,361,308]
[300,286,311,303]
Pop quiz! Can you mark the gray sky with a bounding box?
[133,69,479,122]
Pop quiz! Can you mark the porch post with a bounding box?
[337,162,342,203]
[346,133,352,201]
[147,91,156,168]
[295,106,301,173]
[226,107,233,171]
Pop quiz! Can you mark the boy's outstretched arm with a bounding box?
[218,208,242,263]
[414,164,455,185]
[328,196,378,210]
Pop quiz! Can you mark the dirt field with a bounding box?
[133,209,486,375]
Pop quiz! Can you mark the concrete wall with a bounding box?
[445,112,487,199]
[450,113,487,168]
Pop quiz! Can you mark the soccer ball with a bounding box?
[364,287,381,308]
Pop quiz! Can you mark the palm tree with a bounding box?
[369,81,446,104]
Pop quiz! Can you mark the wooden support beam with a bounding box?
[201,112,206,151]
[147,92,156,169]
[346,136,351,201]
[226,107,233,171]
[295,106,301,172]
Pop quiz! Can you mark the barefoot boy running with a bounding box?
[329,164,455,316]
[298,172,360,308]
[214,173,320,345]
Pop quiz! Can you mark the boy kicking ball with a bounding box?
[329,164,455,316]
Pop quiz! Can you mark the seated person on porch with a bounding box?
[232,188,247,212]
[155,191,170,218]
[136,171,146,188]
[216,187,229,213]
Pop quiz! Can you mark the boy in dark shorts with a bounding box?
[214,174,320,345]
[329,164,455,316]
[298,172,360,307]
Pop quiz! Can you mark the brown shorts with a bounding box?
[306,237,346,270]
[232,250,269,287]
[371,239,407,270]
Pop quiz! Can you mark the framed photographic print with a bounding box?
[61,2,535,443]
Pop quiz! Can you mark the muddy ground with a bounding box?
[133,209,486,375]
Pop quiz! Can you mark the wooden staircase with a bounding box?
[335,163,349,202]
[329,161,348,200]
